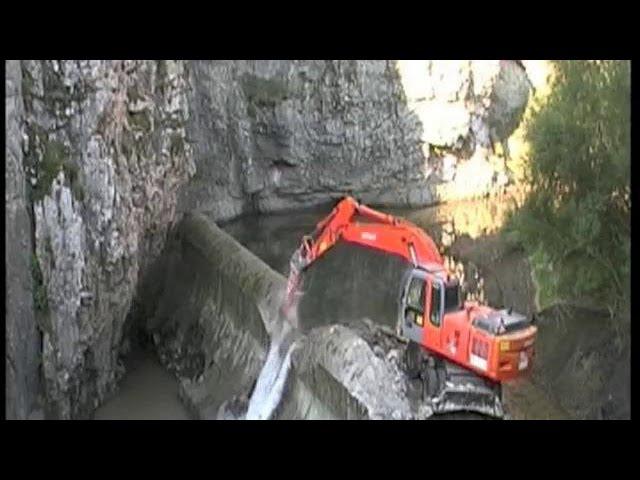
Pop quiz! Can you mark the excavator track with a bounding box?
[348,318,505,419]
[428,359,504,418]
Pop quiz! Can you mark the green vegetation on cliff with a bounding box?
[504,60,630,317]
[30,254,48,313]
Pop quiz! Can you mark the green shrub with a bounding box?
[504,60,630,314]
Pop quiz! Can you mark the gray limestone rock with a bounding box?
[5,60,41,420]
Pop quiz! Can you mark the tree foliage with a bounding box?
[505,60,630,314]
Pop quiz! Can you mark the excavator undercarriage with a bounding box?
[354,320,504,418]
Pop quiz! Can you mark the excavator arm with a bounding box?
[302,196,442,266]
[281,196,444,316]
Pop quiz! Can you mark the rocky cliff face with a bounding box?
[180,60,531,218]
[180,61,429,219]
[20,60,194,418]
[6,60,532,418]
[5,60,41,420]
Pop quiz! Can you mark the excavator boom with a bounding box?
[300,196,442,267]
[283,197,442,307]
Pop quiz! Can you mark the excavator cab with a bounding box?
[399,270,427,342]
[398,266,536,383]
[399,268,460,345]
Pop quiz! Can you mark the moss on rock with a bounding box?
[31,140,67,202]
[30,254,48,313]
[129,111,152,132]
[241,74,289,108]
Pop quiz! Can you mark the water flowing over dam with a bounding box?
[245,329,295,420]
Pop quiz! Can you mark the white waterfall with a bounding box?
[245,335,294,420]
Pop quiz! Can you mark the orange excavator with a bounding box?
[282,196,537,386]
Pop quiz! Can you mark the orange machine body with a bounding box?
[285,196,537,383]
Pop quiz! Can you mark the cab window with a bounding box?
[430,281,442,327]
[444,279,462,312]
[405,277,425,327]
[407,277,425,311]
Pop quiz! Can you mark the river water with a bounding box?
[95,196,572,420]
[94,348,190,420]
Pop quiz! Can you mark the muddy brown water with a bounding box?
[94,348,190,420]
[96,197,575,420]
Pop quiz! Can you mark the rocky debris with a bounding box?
[217,395,250,420]
[5,60,42,420]
[155,324,206,381]
[296,322,417,419]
